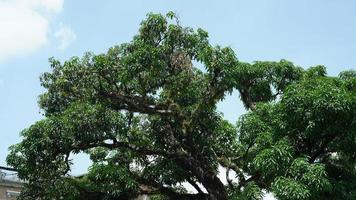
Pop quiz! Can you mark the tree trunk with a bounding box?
[177,155,228,200]
[201,171,228,200]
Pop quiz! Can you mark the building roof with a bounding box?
[0,166,22,184]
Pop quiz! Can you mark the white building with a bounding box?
[0,167,22,200]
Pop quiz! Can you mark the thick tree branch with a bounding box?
[187,178,204,194]
[95,72,177,117]
[128,169,209,200]
[238,87,257,110]
[99,91,173,115]
[217,157,246,187]
[71,140,177,158]
[309,132,339,163]
[226,167,234,188]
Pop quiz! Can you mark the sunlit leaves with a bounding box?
[253,139,293,178]
[272,177,310,200]
[288,158,330,192]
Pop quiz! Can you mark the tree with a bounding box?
[7,12,355,200]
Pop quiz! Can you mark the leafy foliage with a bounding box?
[6,12,355,200]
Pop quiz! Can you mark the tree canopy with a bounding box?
[7,12,356,200]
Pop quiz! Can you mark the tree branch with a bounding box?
[187,178,204,194]
[99,91,173,115]
[128,169,209,200]
[71,140,177,158]
[226,167,234,188]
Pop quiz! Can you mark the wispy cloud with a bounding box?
[54,24,76,50]
[0,0,64,62]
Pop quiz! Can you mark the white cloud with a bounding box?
[54,24,76,50]
[0,0,64,62]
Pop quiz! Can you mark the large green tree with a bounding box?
[7,12,355,200]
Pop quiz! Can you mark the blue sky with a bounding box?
[0,0,355,191]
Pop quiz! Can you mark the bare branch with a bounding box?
[187,178,204,194]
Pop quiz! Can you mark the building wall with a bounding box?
[0,182,22,200]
